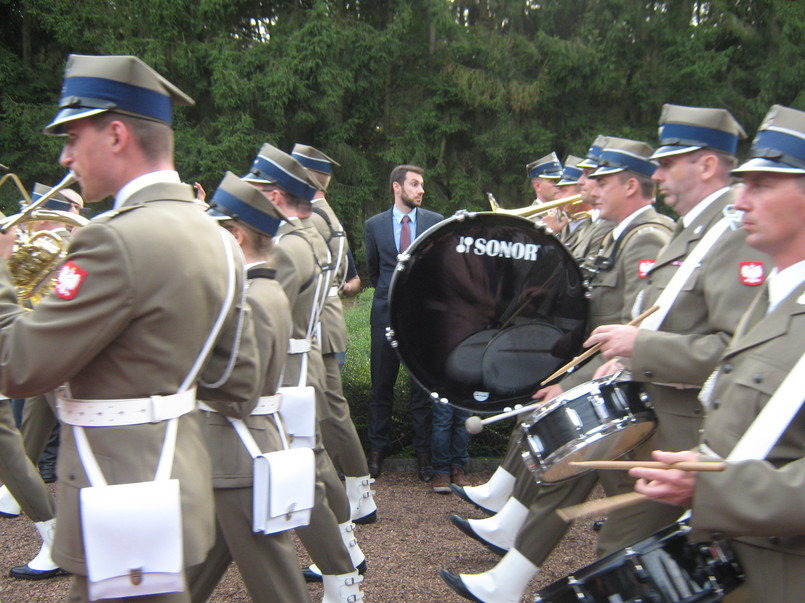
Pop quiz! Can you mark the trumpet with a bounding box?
[488,193,584,219]
[0,171,88,305]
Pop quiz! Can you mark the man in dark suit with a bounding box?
[364,165,443,480]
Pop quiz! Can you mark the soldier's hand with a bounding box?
[0,225,19,259]
[533,383,563,401]
[585,324,639,360]
[631,450,698,507]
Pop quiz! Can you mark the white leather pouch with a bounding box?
[80,479,184,600]
[253,447,315,534]
[277,385,316,449]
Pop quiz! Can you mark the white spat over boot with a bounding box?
[441,548,538,603]
[0,485,21,518]
[451,496,529,554]
[9,518,65,580]
[344,475,377,524]
[451,466,515,513]
[321,569,364,603]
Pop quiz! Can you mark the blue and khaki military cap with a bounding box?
[291,144,340,175]
[651,104,746,160]
[591,137,657,178]
[45,54,194,135]
[733,105,805,175]
[558,155,584,186]
[242,144,319,201]
[31,182,76,212]
[578,135,609,169]
[527,152,563,180]
[208,172,288,237]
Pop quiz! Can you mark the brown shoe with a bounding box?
[432,473,451,494]
[451,466,471,487]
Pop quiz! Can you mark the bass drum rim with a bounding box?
[388,210,589,413]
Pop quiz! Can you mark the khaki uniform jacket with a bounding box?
[595,190,770,556]
[571,216,615,262]
[562,206,674,390]
[310,197,349,355]
[0,182,261,574]
[630,190,770,449]
[273,219,321,387]
[691,280,805,600]
[202,264,292,489]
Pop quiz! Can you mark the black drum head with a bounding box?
[388,211,588,413]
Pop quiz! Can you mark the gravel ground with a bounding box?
[0,471,602,602]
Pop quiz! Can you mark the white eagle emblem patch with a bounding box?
[739,261,765,287]
[55,261,87,300]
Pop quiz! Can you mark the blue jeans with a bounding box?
[431,401,470,474]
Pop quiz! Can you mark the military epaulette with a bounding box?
[247,267,276,281]
[90,204,146,223]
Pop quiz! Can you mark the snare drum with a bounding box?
[521,376,656,483]
[388,211,588,413]
[534,522,744,602]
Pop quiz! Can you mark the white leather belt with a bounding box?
[199,394,281,416]
[57,387,197,427]
[328,286,339,297]
[288,338,312,354]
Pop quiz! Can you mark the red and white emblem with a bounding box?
[739,261,765,286]
[638,259,655,279]
[54,261,87,299]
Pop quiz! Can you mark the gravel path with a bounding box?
[0,472,602,602]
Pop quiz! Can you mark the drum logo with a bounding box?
[456,236,540,261]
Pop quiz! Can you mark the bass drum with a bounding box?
[534,522,744,602]
[388,211,588,413]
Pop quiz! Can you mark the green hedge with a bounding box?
[342,287,513,459]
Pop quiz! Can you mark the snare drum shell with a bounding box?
[388,212,588,413]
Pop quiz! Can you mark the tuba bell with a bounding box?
[0,171,88,305]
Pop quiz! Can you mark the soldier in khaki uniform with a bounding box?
[527,152,563,206]
[585,105,771,558]
[443,138,675,603]
[242,144,365,602]
[292,144,378,525]
[452,135,615,516]
[185,173,312,603]
[0,55,262,601]
[632,104,805,603]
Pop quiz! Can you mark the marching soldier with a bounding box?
[0,54,262,601]
[443,137,675,603]
[586,104,771,556]
[451,135,615,515]
[242,144,365,601]
[631,104,805,602]
[291,144,378,525]
[187,173,312,603]
[526,152,563,205]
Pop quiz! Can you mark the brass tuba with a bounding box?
[0,171,88,305]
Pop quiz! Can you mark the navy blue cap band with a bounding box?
[60,76,173,125]
[597,150,657,177]
[210,189,282,237]
[292,152,332,174]
[528,163,562,180]
[561,166,583,182]
[658,123,738,154]
[586,144,603,160]
[749,129,805,170]
[250,155,316,201]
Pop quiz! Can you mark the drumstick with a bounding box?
[465,398,550,434]
[569,460,726,472]
[539,305,660,386]
[557,491,647,522]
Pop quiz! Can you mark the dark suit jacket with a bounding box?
[364,206,443,327]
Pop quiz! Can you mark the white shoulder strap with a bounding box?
[639,217,731,332]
